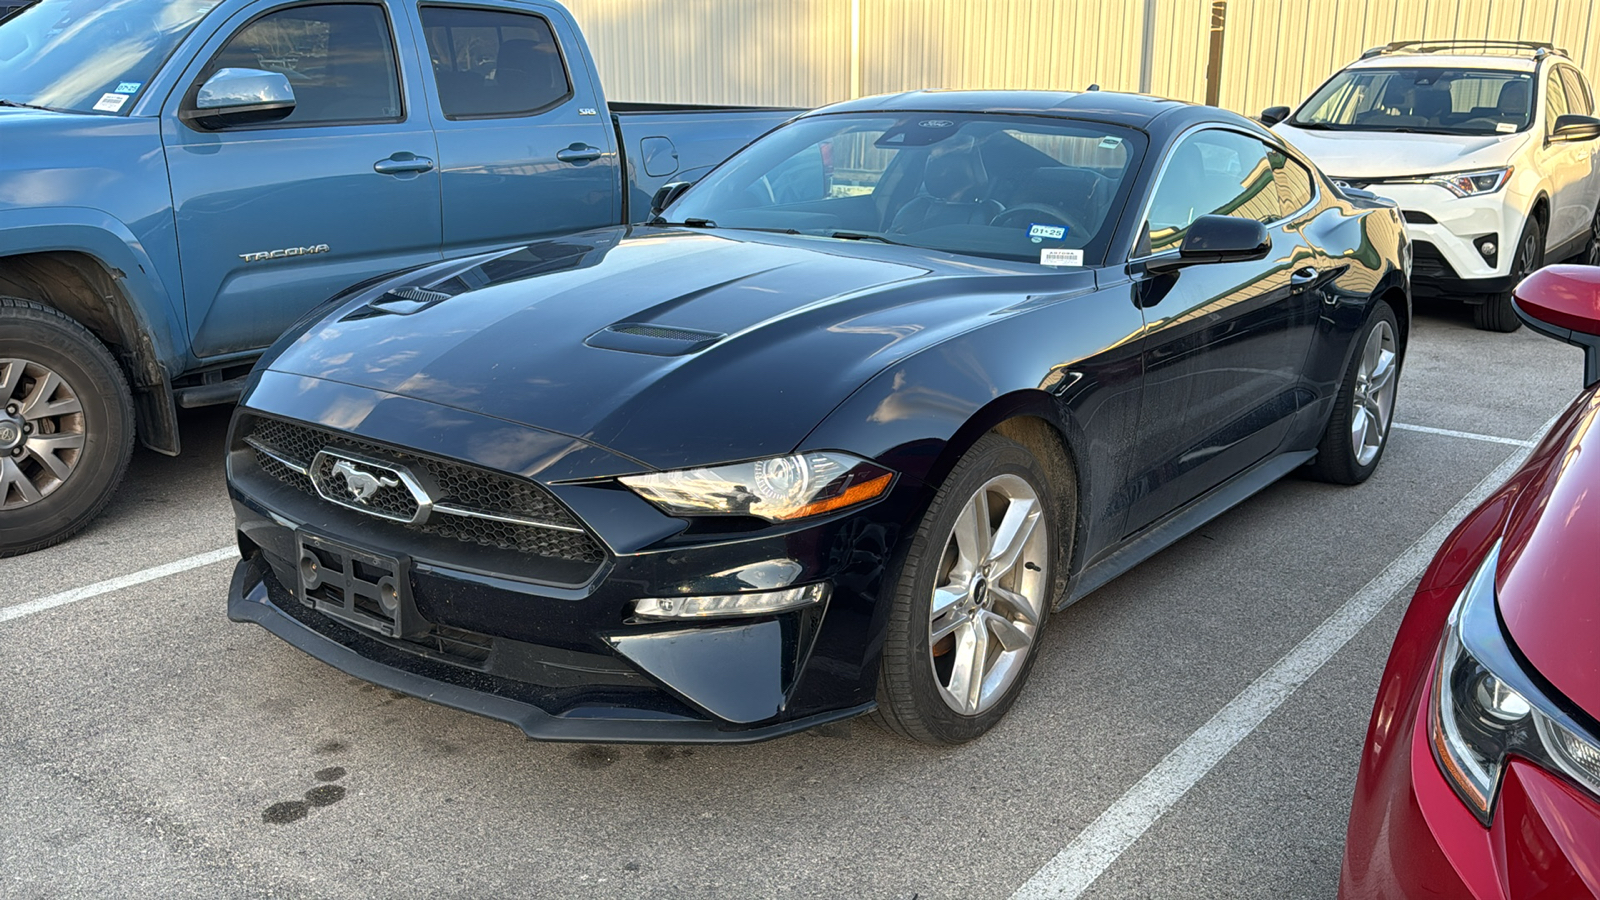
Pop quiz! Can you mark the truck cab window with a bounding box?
[420,6,571,119]
[201,3,401,125]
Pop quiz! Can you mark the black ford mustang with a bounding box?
[226,90,1409,744]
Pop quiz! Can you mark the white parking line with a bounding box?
[1392,421,1535,447]
[0,547,236,625]
[1010,409,1560,900]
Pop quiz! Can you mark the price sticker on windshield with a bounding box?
[93,93,129,113]
[1040,248,1083,267]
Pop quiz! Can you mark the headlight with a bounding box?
[1429,540,1600,824]
[619,452,894,522]
[1392,167,1512,198]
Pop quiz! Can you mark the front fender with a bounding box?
[800,283,1147,572]
[0,207,187,375]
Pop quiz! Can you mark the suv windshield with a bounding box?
[662,112,1147,266]
[1291,67,1534,136]
[0,0,219,113]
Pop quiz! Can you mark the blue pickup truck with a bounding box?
[0,0,797,555]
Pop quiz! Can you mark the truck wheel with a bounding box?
[0,297,135,557]
[1473,219,1542,333]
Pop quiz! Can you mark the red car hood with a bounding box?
[1497,386,1600,719]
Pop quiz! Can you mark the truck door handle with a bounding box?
[1290,266,1320,291]
[373,153,434,175]
[556,143,603,164]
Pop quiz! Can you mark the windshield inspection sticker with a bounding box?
[115,82,142,94]
[1028,223,1067,242]
[1496,122,1516,133]
[1098,136,1123,150]
[1040,248,1084,267]
[93,92,129,112]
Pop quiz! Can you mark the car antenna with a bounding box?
[1086,83,1101,91]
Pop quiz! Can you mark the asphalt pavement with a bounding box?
[0,296,1584,899]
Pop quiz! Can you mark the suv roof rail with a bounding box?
[1361,39,1568,60]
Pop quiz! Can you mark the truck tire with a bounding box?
[0,297,135,556]
[1473,218,1542,333]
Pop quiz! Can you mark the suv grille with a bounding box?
[241,416,604,563]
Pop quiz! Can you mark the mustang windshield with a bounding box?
[663,113,1147,266]
[1291,67,1534,136]
[0,0,220,113]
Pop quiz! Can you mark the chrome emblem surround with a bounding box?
[308,449,433,524]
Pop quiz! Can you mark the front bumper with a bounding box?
[225,372,922,742]
[1363,182,1525,296]
[1339,665,1600,897]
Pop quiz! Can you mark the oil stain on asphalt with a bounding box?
[263,765,349,824]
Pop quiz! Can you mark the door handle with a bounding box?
[1290,266,1320,291]
[556,143,603,164]
[373,153,434,175]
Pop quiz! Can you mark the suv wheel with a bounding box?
[1474,218,1543,333]
[0,297,135,556]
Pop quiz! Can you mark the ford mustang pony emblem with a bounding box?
[331,459,399,503]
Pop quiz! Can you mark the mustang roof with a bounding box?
[808,89,1245,131]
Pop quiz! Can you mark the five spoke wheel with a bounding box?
[927,473,1049,716]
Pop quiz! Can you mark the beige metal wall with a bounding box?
[562,0,1600,115]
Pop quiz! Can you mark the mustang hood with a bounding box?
[264,227,1082,471]
[1496,388,1600,719]
[1273,125,1526,180]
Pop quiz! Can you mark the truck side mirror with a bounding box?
[1260,106,1290,126]
[1550,114,1600,143]
[180,68,296,130]
[649,181,693,219]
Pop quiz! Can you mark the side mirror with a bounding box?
[649,180,693,219]
[1514,265,1600,386]
[180,67,295,130]
[1147,215,1272,273]
[1260,105,1291,127]
[1550,114,1600,143]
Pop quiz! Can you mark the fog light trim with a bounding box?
[634,583,830,620]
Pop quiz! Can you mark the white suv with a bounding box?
[1265,40,1600,331]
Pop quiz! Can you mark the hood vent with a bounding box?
[344,286,456,320]
[584,322,725,356]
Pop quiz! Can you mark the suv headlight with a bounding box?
[1429,540,1600,824]
[619,452,894,522]
[1393,166,1513,198]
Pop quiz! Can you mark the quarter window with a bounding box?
[201,4,401,126]
[420,6,572,119]
[1143,130,1278,255]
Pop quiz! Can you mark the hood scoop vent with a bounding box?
[584,323,725,356]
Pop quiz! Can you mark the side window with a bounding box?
[1143,130,1278,255]
[420,6,572,119]
[1559,67,1593,116]
[1545,71,1571,133]
[1269,149,1315,217]
[202,4,401,126]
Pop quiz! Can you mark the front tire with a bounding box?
[873,433,1063,744]
[1474,218,1542,333]
[0,297,135,556]
[1307,302,1399,485]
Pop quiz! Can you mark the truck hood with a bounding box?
[1273,124,1526,180]
[264,226,1084,471]
[0,109,162,209]
[1495,387,1600,719]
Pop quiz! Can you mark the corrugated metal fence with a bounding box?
[562,0,1600,115]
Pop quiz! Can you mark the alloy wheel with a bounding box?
[0,358,86,509]
[1349,320,1398,468]
[927,473,1049,716]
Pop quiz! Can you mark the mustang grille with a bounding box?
[241,416,604,563]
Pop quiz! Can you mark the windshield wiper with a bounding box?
[647,217,718,228]
[1288,121,1337,130]
[0,99,55,111]
[829,230,905,245]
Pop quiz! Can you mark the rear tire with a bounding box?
[872,433,1063,744]
[0,297,135,557]
[1307,302,1399,485]
[1473,218,1542,333]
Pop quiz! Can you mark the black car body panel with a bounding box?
[226,90,1410,741]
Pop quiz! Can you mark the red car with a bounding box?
[1341,265,1600,898]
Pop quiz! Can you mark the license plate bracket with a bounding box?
[295,531,420,640]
